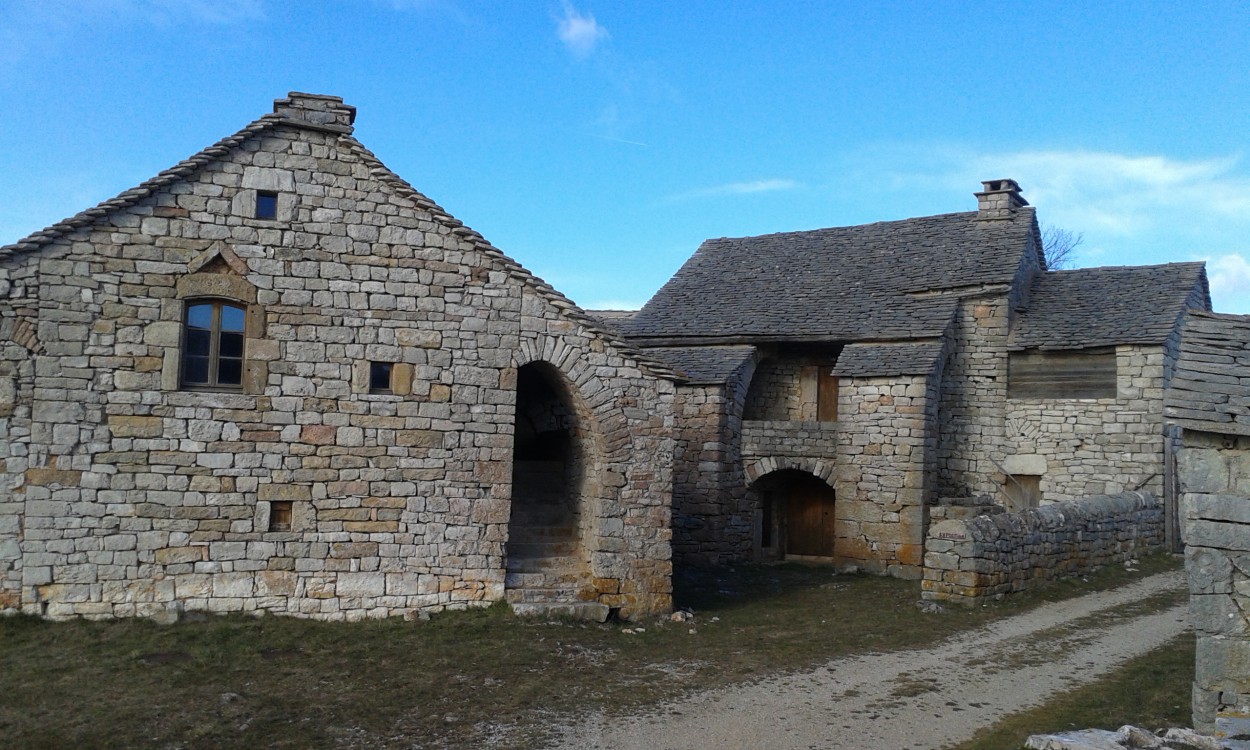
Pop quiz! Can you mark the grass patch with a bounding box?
[0,554,1182,749]
[950,632,1195,750]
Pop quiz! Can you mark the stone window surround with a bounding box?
[168,270,265,395]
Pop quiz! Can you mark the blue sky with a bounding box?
[1,0,1247,312]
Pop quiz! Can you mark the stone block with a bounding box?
[396,430,441,448]
[336,573,384,598]
[258,484,312,502]
[108,415,165,438]
[1187,494,1250,525]
[1181,448,1232,493]
[212,573,254,598]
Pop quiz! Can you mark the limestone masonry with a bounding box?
[0,93,1222,622]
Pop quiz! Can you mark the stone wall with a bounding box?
[0,94,675,621]
[670,361,754,566]
[1003,345,1169,501]
[1180,430,1250,733]
[741,371,939,577]
[937,294,1013,498]
[921,491,1164,602]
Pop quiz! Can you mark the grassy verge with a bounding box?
[950,632,1194,750]
[0,554,1181,749]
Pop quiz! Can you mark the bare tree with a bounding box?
[1040,224,1083,270]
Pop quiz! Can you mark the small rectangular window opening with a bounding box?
[255,191,278,220]
[370,361,394,394]
[269,501,293,532]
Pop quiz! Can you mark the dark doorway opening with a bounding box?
[506,362,592,604]
[755,470,837,560]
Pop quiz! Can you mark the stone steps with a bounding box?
[509,601,610,622]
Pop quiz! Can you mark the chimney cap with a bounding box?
[272,92,356,133]
[975,178,1028,220]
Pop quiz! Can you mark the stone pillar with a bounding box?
[1180,429,1250,736]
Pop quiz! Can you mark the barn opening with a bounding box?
[506,362,592,603]
[753,469,837,561]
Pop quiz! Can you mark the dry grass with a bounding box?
[0,555,1182,749]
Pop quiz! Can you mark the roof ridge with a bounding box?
[700,208,994,244]
[1045,261,1206,274]
[339,137,682,382]
[0,113,284,260]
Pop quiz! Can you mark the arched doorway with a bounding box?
[506,362,594,604]
[753,470,837,560]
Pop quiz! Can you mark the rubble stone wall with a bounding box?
[1180,430,1250,733]
[0,96,675,621]
[921,491,1164,603]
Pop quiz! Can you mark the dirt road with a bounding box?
[552,570,1189,750]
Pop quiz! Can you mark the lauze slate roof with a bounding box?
[641,345,757,385]
[1166,311,1250,436]
[1010,263,1209,350]
[623,209,1039,342]
[832,341,945,378]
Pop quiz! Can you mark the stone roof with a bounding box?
[642,345,757,385]
[1009,263,1209,350]
[623,209,1038,343]
[1166,311,1250,436]
[0,93,681,384]
[833,341,945,378]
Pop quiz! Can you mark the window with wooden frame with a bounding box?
[182,300,246,389]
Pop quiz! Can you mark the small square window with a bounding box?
[255,191,278,220]
[269,501,293,532]
[370,361,394,394]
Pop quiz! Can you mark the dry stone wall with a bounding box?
[1181,430,1250,734]
[0,94,675,621]
[921,491,1164,602]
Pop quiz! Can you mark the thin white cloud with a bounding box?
[557,2,608,59]
[669,179,800,202]
[1205,253,1250,313]
[901,148,1250,237]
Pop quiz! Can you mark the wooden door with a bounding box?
[817,368,839,422]
[785,483,836,557]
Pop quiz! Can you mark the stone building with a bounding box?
[603,180,1210,576]
[1165,311,1250,735]
[0,93,677,621]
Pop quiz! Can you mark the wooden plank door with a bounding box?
[785,484,836,557]
[817,368,839,422]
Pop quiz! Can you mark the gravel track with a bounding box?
[552,570,1189,750]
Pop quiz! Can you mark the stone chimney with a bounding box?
[974,179,1028,220]
[272,92,356,133]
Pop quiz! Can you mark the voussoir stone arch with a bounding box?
[513,335,633,463]
[743,456,837,491]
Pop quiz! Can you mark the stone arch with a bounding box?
[506,336,635,610]
[744,460,838,561]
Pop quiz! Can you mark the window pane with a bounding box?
[256,192,278,220]
[185,329,211,356]
[187,303,213,329]
[220,305,246,332]
[370,362,393,391]
[219,330,244,358]
[184,355,210,384]
[218,357,243,386]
